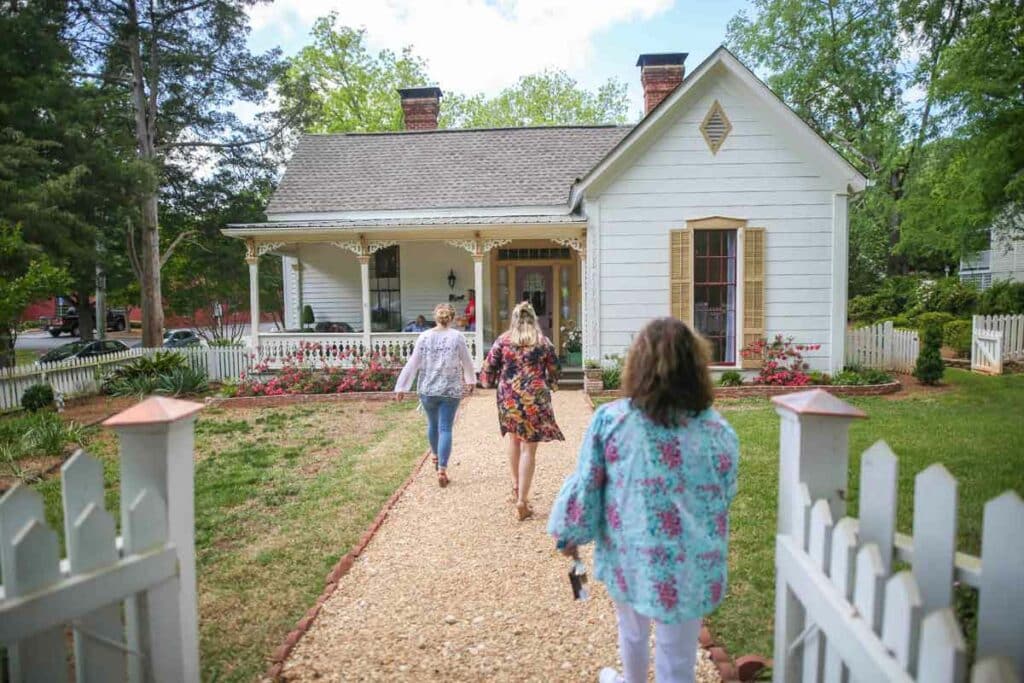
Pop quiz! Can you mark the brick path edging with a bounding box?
[587,381,901,400]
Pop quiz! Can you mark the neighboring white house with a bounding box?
[223,47,867,372]
[960,227,1024,290]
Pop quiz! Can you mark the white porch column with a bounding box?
[359,254,372,349]
[246,241,260,350]
[473,252,484,367]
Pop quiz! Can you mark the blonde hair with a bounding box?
[505,301,541,347]
[433,303,455,327]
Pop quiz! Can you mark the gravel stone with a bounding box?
[278,391,722,683]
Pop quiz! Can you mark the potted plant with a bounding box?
[583,358,603,393]
[301,305,315,332]
[560,321,583,367]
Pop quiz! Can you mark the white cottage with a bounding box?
[224,47,867,372]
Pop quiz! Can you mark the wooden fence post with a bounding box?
[771,390,867,683]
[104,397,204,683]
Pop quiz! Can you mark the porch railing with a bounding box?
[256,332,478,367]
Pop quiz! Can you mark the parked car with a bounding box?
[46,307,127,337]
[39,339,131,364]
[163,329,203,348]
[313,321,355,333]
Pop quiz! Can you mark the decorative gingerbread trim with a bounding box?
[331,240,364,256]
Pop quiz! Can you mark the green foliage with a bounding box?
[718,370,743,387]
[807,371,832,386]
[916,312,957,334]
[102,351,207,397]
[910,278,979,319]
[0,411,86,466]
[301,305,315,328]
[944,319,972,358]
[914,320,946,385]
[848,276,924,323]
[832,366,892,386]
[21,383,54,413]
[583,359,601,369]
[601,355,624,390]
[442,71,629,128]
[978,281,1024,315]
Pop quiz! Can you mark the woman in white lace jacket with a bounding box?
[395,303,477,487]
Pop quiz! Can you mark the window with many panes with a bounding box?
[369,246,401,330]
[693,230,737,364]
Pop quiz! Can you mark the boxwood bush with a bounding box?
[21,383,54,412]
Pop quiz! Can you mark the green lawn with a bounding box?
[14,348,39,365]
[27,399,426,682]
[595,371,1024,659]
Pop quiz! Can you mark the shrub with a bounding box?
[0,411,87,462]
[233,346,398,396]
[208,338,243,348]
[601,354,624,390]
[584,359,601,370]
[848,276,925,323]
[978,280,1024,315]
[740,335,820,386]
[301,305,315,330]
[943,319,972,357]
[915,311,957,333]
[155,366,209,396]
[807,371,832,385]
[104,352,187,391]
[914,319,945,385]
[718,370,743,387]
[103,351,208,397]
[21,383,54,412]
[911,277,979,318]
[831,366,891,386]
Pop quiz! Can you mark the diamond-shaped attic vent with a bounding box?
[700,100,732,155]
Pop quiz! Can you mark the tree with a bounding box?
[727,0,973,284]
[66,0,283,346]
[442,71,630,128]
[279,14,430,134]
[283,16,631,135]
[0,223,70,368]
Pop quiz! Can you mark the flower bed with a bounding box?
[587,381,902,402]
[226,350,399,397]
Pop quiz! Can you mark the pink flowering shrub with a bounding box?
[233,344,400,396]
[740,335,821,386]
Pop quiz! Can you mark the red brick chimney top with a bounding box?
[398,87,443,131]
[637,53,687,116]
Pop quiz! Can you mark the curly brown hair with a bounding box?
[622,317,715,426]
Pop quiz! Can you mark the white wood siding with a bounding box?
[591,73,845,370]
[991,232,1024,284]
[296,244,363,329]
[292,242,478,333]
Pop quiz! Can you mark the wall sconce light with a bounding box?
[447,269,457,290]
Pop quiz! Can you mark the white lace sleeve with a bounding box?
[394,335,423,392]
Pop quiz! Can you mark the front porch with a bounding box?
[227,219,588,368]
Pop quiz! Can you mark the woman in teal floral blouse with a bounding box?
[548,318,739,683]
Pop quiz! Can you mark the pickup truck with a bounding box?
[46,307,127,337]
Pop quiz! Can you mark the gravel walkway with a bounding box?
[279,390,720,682]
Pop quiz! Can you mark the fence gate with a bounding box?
[971,330,1003,375]
[772,390,1023,683]
[0,396,203,682]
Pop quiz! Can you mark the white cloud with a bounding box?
[249,0,673,95]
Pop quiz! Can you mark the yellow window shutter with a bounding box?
[742,227,766,369]
[670,229,692,325]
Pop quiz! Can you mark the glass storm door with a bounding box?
[515,266,553,339]
[693,230,737,364]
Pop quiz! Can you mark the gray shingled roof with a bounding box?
[266,126,632,214]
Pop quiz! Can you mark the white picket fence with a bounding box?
[0,396,203,681]
[0,346,250,412]
[972,315,1024,373]
[846,321,920,373]
[773,390,1023,683]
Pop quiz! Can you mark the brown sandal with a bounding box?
[438,471,449,488]
[515,501,533,521]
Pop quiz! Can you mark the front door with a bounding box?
[515,266,553,340]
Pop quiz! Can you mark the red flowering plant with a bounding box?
[740,335,821,386]
[232,344,400,397]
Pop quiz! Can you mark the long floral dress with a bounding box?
[547,398,739,623]
[481,335,564,443]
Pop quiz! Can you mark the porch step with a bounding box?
[559,366,584,391]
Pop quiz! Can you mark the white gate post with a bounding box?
[771,390,867,683]
[104,396,204,683]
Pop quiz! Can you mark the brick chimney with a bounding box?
[398,87,443,130]
[637,53,687,115]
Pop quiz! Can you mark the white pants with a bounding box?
[614,601,701,683]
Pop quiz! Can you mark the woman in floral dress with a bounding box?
[547,318,739,683]
[481,301,564,520]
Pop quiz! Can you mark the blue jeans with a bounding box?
[420,395,460,469]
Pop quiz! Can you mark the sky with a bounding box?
[246,0,753,120]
